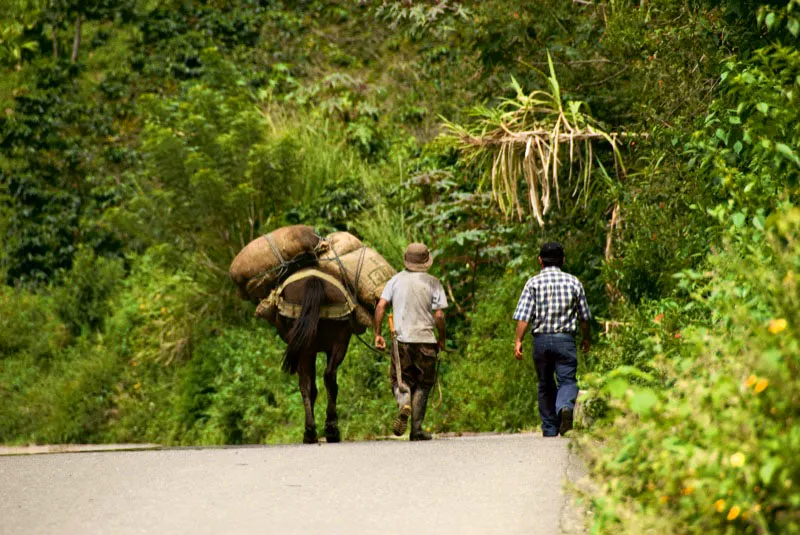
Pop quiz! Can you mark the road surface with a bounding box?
[0,434,587,535]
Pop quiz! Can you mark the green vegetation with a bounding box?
[1,0,798,532]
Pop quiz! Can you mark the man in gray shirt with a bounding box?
[374,243,447,441]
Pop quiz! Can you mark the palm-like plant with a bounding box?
[443,53,629,226]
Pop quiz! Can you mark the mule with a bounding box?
[274,274,361,444]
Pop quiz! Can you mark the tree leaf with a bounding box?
[760,459,781,484]
[776,143,800,165]
[629,388,658,415]
[789,17,800,37]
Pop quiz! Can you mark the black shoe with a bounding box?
[410,430,432,441]
[558,408,573,436]
[409,388,432,441]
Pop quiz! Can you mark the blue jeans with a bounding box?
[532,333,579,436]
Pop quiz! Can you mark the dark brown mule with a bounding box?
[274,275,360,444]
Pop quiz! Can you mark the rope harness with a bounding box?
[270,269,357,320]
[319,244,385,356]
[256,232,384,356]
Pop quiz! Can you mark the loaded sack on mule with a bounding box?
[229,225,321,302]
[230,226,394,325]
[318,231,364,259]
[255,268,371,333]
[317,244,396,311]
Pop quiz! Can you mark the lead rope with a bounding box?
[388,314,409,396]
[428,352,443,410]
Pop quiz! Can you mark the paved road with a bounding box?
[0,434,586,535]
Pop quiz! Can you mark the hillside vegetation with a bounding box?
[1,1,798,532]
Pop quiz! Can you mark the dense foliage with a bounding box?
[1,0,798,532]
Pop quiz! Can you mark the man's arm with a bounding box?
[580,319,591,353]
[512,281,534,360]
[576,282,591,353]
[514,320,529,360]
[374,298,389,350]
[434,309,446,351]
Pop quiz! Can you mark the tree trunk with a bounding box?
[52,26,58,60]
[604,202,623,303]
[70,15,82,63]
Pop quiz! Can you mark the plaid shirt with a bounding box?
[513,266,591,335]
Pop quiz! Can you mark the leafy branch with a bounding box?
[443,53,637,226]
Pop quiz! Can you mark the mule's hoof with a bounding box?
[325,424,341,443]
[303,428,318,444]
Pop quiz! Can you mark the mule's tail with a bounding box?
[283,277,325,374]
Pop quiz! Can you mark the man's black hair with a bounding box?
[539,241,564,267]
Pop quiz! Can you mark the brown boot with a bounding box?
[409,388,432,441]
[393,404,411,436]
[392,384,412,436]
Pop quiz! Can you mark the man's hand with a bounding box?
[437,338,446,352]
[514,320,529,361]
[514,339,524,360]
[580,339,591,353]
[375,335,386,351]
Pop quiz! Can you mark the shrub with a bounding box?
[583,206,800,534]
[52,247,124,335]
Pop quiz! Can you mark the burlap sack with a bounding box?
[229,225,320,301]
[352,304,371,335]
[318,246,396,309]
[318,231,363,261]
[255,293,278,325]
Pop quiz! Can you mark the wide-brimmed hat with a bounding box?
[404,242,433,272]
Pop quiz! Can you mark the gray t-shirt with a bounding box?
[380,271,448,343]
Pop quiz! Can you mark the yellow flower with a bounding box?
[659,495,668,504]
[754,379,769,393]
[134,382,141,390]
[768,318,787,334]
[753,504,761,513]
[682,485,695,496]
[744,375,757,388]
[730,452,745,468]
[160,307,167,316]
[714,499,726,513]
[138,303,146,311]
[727,505,741,521]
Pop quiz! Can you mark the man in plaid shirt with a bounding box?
[513,242,591,436]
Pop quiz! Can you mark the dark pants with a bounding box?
[390,342,438,390]
[533,333,579,436]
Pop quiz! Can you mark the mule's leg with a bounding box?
[323,335,350,443]
[298,352,318,444]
